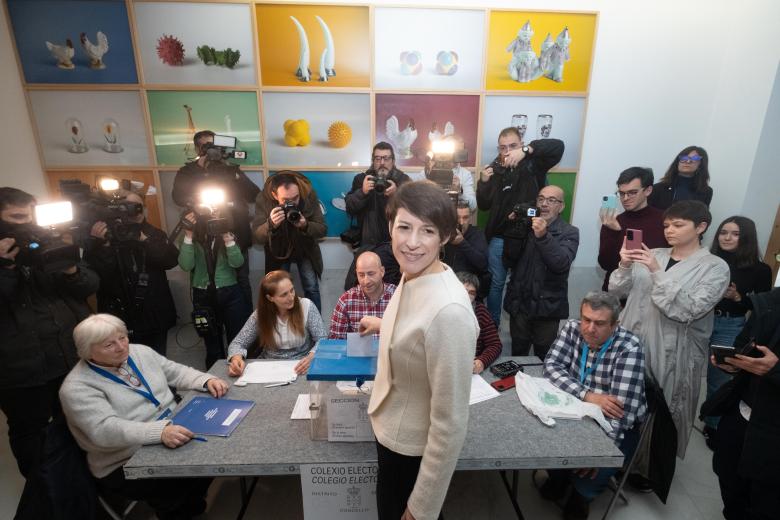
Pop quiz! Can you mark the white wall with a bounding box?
[2,0,778,267]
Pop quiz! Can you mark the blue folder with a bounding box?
[172,397,254,437]
[306,339,377,382]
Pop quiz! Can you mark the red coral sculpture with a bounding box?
[156,34,185,66]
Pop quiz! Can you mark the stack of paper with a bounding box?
[470,374,500,405]
[235,360,298,386]
[291,394,312,420]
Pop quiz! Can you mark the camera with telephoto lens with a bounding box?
[59,179,144,244]
[281,201,302,223]
[180,203,234,237]
[0,220,80,273]
[201,134,246,163]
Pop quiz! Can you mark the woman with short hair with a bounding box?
[59,313,229,519]
[227,269,326,377]
[362,181,479,520]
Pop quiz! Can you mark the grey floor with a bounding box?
[0,267,724,519]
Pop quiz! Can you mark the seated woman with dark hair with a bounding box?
[59,314,229,519]
[456,271,502,374]
[227,269,327,377]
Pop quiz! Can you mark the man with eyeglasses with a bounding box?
[503,185,579,359]
[477,127,564,326]
[345,142,410,247]
[598,167,667,290]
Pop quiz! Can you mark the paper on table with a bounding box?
[235,360,299,385]
[346,332,378,357]
[470,374,500,405]
[291,394,311,420]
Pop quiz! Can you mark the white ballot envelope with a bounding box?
[346,333,378,357]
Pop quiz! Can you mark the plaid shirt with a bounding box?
[328,283,396,340]
[544,319,647,443]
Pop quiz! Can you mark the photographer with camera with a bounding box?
[84,190,178,355]
[345,142,410,248]
[408,135,476,210]
[442,201,489,297]
[172,130,260,307]
[477,127,564,326]
[253,171,326,311]
[503,185,579,359]
[0,187,99,518]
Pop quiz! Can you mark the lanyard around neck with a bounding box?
[579,335,614,384]
[88,356,160,407]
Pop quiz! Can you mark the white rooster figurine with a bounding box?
[45,39,75,69]
[428,121,455,143]
[386,116,417,160]
[80,31,109,70]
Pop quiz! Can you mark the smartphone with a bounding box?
[625,228,643,250]
[711,344,736,364]
[739,337,758,357]
[601,194,618,210]
[490,375,516,392]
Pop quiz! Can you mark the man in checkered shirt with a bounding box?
[539,291,647,520]
[328,252,396,339]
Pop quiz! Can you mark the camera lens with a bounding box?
[627,230,634,239]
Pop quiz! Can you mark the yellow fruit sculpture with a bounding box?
[283,119,310,147]
[328,121,352,148]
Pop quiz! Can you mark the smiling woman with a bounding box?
[366,181,479,520]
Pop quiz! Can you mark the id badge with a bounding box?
[158,408,172,420]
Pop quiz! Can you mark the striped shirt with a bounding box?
[474,302,502,367]
[544,319,647,443]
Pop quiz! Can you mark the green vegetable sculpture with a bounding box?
[196,45,241,69]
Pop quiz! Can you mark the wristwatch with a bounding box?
[522,145,530,154]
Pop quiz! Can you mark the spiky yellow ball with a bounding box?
[327,121,352,148]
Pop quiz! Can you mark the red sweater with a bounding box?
[598,205,667,290]
[474,302,503,367]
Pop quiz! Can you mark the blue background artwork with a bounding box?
[270,171,356,238]
[7,0,138,84]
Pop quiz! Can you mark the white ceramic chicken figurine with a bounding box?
[45,39,75,69]
[428,121,455,142]
[386,116,417,159]
[80,31,109,70]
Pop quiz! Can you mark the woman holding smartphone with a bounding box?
[702,216,772,446]
[363,181,478,520]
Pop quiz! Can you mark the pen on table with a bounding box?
[264,381,291,388]
[192,436,208,442]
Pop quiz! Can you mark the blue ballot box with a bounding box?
[306,339,377,442]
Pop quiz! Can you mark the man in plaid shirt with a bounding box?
[329,252,396,339]
[540,291,647,520]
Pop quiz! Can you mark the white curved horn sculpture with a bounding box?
[315,15,336,77]
[290,16,311,81]
[318,49,328,82]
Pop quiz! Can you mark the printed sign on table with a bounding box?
[300,463,378,520]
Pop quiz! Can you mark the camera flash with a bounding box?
[200,188,226,207]
[431,139,455,155]
[99,178,120,192]
[35,201,73,227]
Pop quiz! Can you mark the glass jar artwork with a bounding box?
[537,114,553,138]
[66,117,88,153]
[511,114,528,141]
[102,118,124,153]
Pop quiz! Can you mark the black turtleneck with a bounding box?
[715,251,773,315]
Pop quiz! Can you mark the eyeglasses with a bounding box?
[617,189,641,199]
[497,142,521,153]
[117,366,141,387]
[372,155,393,163]
[678,154,702,163]
[536,196,563,205]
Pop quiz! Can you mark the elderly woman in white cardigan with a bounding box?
[59,314,229,519]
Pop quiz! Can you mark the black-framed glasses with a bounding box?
[678,154,702,163]
[372,155,393,163]
[536,196,563,205]
[617,189,641,199]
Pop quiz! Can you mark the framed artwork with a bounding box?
[133,2,257,86]
[255,4,370,88]
[374,7,485,90]
[6,0,138,84]
[481,95,585,170]
[375,93,480,168]
[485,10,597,93]
[28,90,150,167]
[270,170,353,238]
[146,90,262,167]
[262,92,370,168]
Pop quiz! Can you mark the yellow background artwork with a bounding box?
[486,11,597,93]
[255,4,370,87]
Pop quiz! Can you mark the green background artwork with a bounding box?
[147,90,262,167]
[477,171,576,227]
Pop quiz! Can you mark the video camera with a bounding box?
[200,134,246,163]
[177,187,235,238]
[427,139,468,202]
[0,202,80,273]
[59,179,143,243]
[509,202,539,233]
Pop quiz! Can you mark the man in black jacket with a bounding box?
[172,130,260,306]
[0,187,99,518]
[345,142,410,247]
[477,128,564,326]
[706,288,780,519]
[503,185,579,359]
[442,201,489,298]
[84,191,179,355]
[253,171,326,311]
